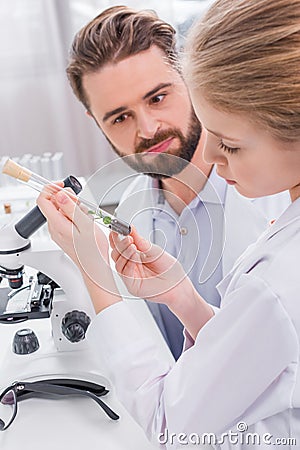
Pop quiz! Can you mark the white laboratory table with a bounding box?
[0,301,169,450]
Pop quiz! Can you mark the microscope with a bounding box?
[0,176,105,383]
[0,174,159,450]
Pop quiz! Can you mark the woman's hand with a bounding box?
[109,227,195,308]
[37,187,122,311]
[110,227,214,339]
[37,186,107,263]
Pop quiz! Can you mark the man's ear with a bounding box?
[85,110,92,117]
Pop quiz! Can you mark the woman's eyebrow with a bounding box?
[206,127,240,142]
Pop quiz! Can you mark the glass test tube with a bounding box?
[2,158,131,236]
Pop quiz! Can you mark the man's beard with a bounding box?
[107,110,202,179]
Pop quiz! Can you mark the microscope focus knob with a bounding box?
[13,328,40,355]
[61,310,91,343]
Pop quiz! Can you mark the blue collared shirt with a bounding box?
[151,166,226,306]
[148,167,226,359]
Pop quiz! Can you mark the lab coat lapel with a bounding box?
[219,199,300,306]
[222,187,268,276]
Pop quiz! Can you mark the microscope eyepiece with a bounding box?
[14,175,82,239]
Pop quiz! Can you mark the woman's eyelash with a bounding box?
[218,141,240,154]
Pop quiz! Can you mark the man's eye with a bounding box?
[113,114,127,124]
[151,94,165,104]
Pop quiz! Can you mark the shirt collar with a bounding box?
[151,164,226,208]
[198,165,226,205]
[262,194,299,242]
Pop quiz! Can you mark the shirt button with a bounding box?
[180,227,188,235]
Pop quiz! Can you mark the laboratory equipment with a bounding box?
[2,158,131,236]
[0,173,95,350]
[0,378,119,431]
[0,170,119,424]
[0,162,159,450]
[12,328,40,355]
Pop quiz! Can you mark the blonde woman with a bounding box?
[38,0,300,447]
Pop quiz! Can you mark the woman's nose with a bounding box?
[203,134,227,165]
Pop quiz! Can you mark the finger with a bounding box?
[52,188,78,208]
[37,191,81,245]
[129,227,164,264]
[53,190,91,230]
[116,257,136,279]
[120,258,136,278]
[63,187,80,203]
[110,227,163,266]
[110,236,138,264]
[110,248,120,263]
[109,232,133,253]
[47,210,79,243]
[130,226,152,253]
[40,181,65,199]
[116,242,139,264]
[115,245,141,277]
[55,188,90,217]
[109,231,118,250]
[37,190,64,220]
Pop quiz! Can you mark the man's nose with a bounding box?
[136,109,160,139]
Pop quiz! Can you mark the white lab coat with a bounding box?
[116,173,289,279]
[115,173,291,360]
[88,196,300,449]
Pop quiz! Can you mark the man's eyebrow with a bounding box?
[103,106,127,123]
[142,82,173,100]
[206,127,240,142]
[102,83,173,123]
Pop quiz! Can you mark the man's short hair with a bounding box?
[67,6,178,110]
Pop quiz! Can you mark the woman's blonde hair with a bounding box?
[185,0,300,141]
